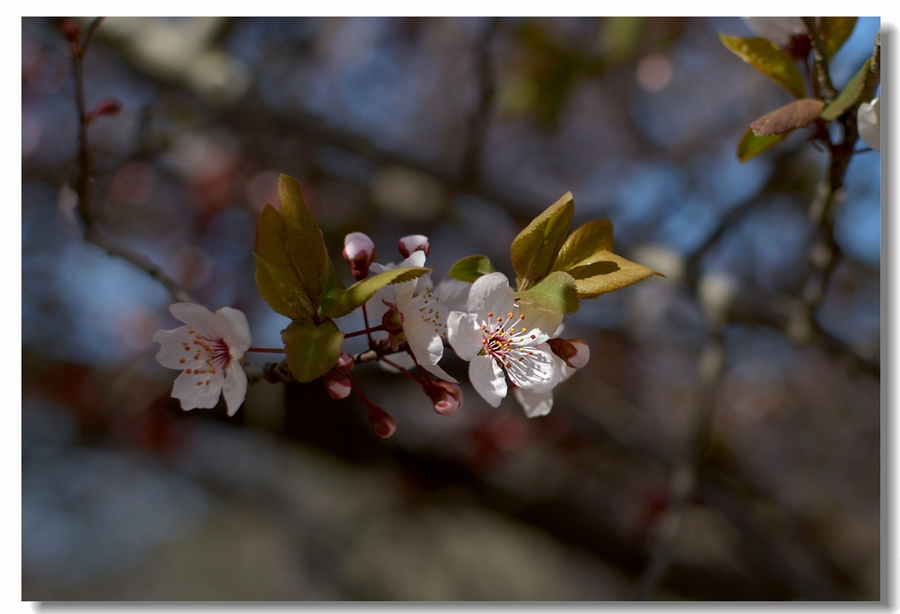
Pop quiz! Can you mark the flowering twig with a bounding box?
[68,17,193,305]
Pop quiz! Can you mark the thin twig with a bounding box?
[70,17,193,305]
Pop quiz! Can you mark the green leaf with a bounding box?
[318,259,346,317]
[256,204,301,285]
[510,192,575,291]
[569,251,662,298]
[736,126,787,162]
[448,255,496,282]
[551,219,614,273]
[255,203,316,320]
[719,34,807,99]
[321,266,430,319]
[820,58,871,122]
[819,17,857,59]
[514,271,579,315]
[253,253,316,321]
[278,175,330,306]
[282,321,345,383]
[750,98,825,136]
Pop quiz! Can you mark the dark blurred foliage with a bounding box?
[22,17,881,600]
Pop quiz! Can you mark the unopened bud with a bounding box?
[343,232,376,281]
[398,234,430,258]
[324,370,352,399]
[425,380,462,416]
[367,405,397,438]
[94,99,122,117]
[335,352,355,375]
[548,338,590,369]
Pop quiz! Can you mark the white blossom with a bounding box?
[367,249,459,382]
[152,303,251,415]
[447,272,562,408]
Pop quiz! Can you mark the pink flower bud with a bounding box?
[324,370,352,399]
[367,405,397,438]
[425,380,462,416]
[398,234,430,258]
[548,338,590,369]
[343,232,376,281]
[335,352,355,375]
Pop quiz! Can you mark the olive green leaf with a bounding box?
[819,17,857,59]
[514,271,579,315]
[255,203,316,321]
[820,58,871,122]
[510,192,574,291]
[569,251,663,298]
[282,321,345,383]
[551,219,614,273]
[318,260,346,318]
[719,34,807,99]
[321,266,430,319]
[750,98,825,137]
[448,255,496,282]
[278,174,330,306]
[253,253,316,321]
[737,126,787,162]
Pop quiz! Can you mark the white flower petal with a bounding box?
[522,308,564,339]
[469,355,507,407]
[513,387,554,418]
[467,272,515,321]
[222,363,248,416]
[172,369,225,410]
[403,310,457,383]
[215,306,252,355]
[169,302,218,338]
[152,327,203,369]
[504,343,560,393]
[434,277,471,314]
[394,279,416,311]
[447,311,484,361]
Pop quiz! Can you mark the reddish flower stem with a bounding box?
[344,324,387,339]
